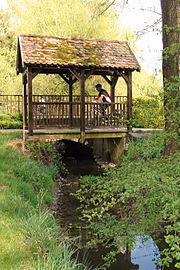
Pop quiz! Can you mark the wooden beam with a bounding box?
[28,128,127,141]
[69,75,73,127]
[58,73,78,127]
[127,71,132,132]
[102,75,112,85]
[101,74,118,102]
[59,73,77,85]
[69,67,94,81]
[118,71,128,83]
[84,68,95,79]
[22,75,26,151]
[28,69,33,135]
[80,70,85,141]
[22,74,28,128]
[69,68,89,141]
[110,75,118,102]
[69,68,81,81]
[31,68,42,80]
[59,73,70,84]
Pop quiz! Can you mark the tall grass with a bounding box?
[0,132,95,270]
[31,242,97,270]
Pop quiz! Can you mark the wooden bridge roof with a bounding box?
[16,34,140,75]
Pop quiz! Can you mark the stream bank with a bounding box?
[50,139,168,270]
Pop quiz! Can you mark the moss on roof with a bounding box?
[17,34,141,71]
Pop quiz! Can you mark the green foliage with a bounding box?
[0,10,21,95]
[0,135,56,208]
[0,113,23,129]
[30,241,97,270]
[0,0,144,97]
[0,133,56,268]
[132,97,164,128]
[26,141,68,176]
[1,0,127,95]
[0,132,95,269]
[9,0,119,40]
[21,208,61,257]
[0,0,163,100]
[73,133,180,268]
[130,70,163,98]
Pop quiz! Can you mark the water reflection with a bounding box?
[131,236,161,270]
[75,227,162,270]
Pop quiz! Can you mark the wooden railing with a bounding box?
[0,95,22,114]
[0,94,127,129]
[0,94,127,115]
[32,100,127,129]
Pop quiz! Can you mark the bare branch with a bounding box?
[135,18,162,36]
[98,0,116,16]
[137,7,162,16]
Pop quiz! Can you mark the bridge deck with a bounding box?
[27,127,128,141]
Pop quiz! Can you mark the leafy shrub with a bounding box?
[124,132,164,161]
[0,113,23,129]
[74,133,180,268]
[132,97,164,128]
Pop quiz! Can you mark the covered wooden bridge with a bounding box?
[16,34,140,142]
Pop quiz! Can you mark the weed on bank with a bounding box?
[0,133,93,270]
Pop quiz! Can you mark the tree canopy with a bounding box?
[0,0,162,96]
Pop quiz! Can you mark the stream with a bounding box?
[53,140,174,270]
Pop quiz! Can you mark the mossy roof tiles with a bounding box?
[17,34,140,71]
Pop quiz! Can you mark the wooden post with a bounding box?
[28,69,33,136]
[80,71,85,141]
[69,68,94,142]
[110,75,118,102]
[127,71,132,132]
[22,75,26,151]
[23,74,28,128]
[110,75,118,115]
[69,75,73,127]
[59,73,77,128]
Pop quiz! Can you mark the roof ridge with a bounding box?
[19,33,128,44]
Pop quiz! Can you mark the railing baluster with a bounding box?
[0,95,128,129]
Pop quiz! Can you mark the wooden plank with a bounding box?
[28,129,127,141]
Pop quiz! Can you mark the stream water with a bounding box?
[54,141,174,270]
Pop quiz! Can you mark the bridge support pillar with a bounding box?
[87,136,127,163]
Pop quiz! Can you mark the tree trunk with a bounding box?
[161,0,180,155]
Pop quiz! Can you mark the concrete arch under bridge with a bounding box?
[27,131,127,163]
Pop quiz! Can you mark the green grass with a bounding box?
[0,132,94,270]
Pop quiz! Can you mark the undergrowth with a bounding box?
[0,132,94,270]
[74,131,180,269]
[0,113,23,129]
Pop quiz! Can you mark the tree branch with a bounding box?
[98,0,116,16]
